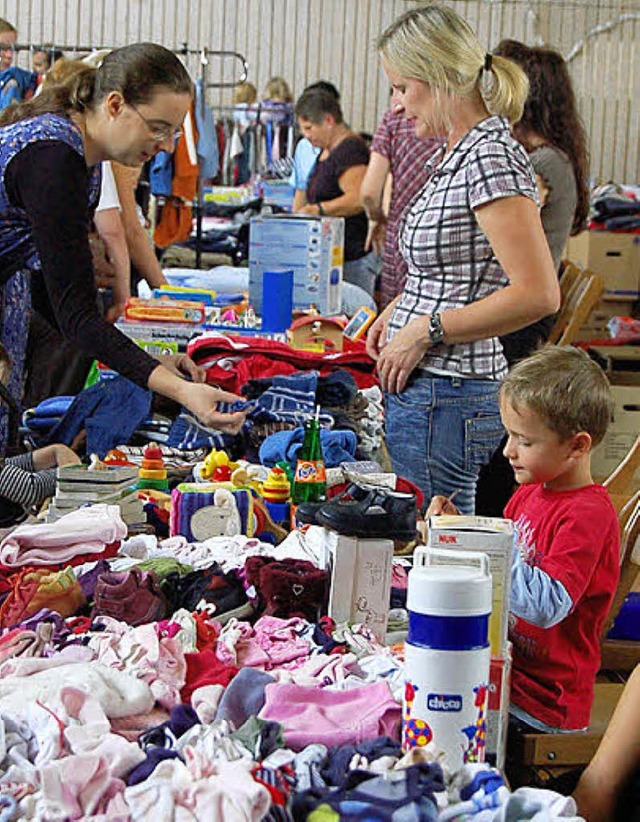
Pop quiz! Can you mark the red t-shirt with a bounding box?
[506,483,620,729]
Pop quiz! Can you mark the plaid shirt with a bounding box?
[371,110,442,306]
[388,115,537,380]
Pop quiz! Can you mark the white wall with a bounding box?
[2,0,638,182]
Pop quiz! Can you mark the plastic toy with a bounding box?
[261,466,290,503]
[197,448,239,482]
[136,444,169,492]
[287,316,344,353]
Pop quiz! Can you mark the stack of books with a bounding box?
[46,464,144,525]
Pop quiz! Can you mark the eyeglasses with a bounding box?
[128,103,183,143]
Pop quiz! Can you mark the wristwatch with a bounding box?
[317,202,326,216]
[428,312,446,345]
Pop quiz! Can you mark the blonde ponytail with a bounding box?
[480,54,529,124]
[378,4,528,123]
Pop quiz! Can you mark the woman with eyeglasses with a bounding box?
[0,42,246,455]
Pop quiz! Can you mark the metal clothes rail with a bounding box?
[10,42,249,267]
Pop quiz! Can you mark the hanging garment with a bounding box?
[153,106,200,248]
[194,78,219,180]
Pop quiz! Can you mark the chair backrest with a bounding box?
[549,267,588,344]
[559,260,583,304]
[601,491,640,640]
[551,272,605,346]
[604,435,640,499]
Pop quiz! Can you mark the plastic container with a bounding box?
[403,547,492,768]
[260,269,293,332]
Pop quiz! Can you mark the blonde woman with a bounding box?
[367,5,559,513]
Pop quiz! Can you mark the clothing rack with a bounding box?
[11,41,249,268]
[11,42,248,88]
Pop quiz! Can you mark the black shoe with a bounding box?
[316,484,417,540]
[294,484,371,526]
[293,501,326,526]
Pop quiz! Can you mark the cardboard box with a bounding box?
[486,644,512,772]
[427,516,514,656]
[565,231,640,299]
[591,385,640,484]
[249,214,344,315]
[572,296,639,343]
[328,534,394,641]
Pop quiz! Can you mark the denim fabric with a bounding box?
[343,251,379,297]
[45,376,152,457]
[385,373,504,515]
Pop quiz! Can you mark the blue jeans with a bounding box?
[343,251,379,296]
[385,373,504,515]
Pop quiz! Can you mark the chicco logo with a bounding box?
[427,693,463,712]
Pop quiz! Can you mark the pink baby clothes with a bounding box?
[259,680,401,751]
[215,615,310,670]
[0,504,127,567]
[38,753,128,820]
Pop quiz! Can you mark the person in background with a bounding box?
[232,80,258,129]
[367,5,559,513]
[0,19,37,110]
[32,46,65,84]
[361,103,442,308]
[494,39,590,364]
[0,341,80,526]
[263,76,292,104]
[294,89,377,296]
[289,80,340,213]
[0,19,17,71]
[476,40,591,517]
[428,346,619,735]
[0,43,246,455]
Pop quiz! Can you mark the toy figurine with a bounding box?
[136,444,169,492]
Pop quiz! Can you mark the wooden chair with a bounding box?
[559,260,583,304]
[603,434,640,504]
[549,270,605,346]
[508,495,640,785]
[600,490,640,673]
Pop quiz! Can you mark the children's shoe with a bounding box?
[92,567,167,626]
[316,484,417,541]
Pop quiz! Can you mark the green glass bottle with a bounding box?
[292,416,327,505]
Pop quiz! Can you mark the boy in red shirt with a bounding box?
[430,346,620,731]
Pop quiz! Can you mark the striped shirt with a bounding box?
[0,452,56,509]
[388,115,538,381]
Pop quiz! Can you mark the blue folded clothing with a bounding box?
[259,427,357,468]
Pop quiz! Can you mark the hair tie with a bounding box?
[484,52,493,71]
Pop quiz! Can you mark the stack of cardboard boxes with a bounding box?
[565,230,639,342]
[565,230,640,485]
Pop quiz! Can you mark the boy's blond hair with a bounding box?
[500,346,613,447]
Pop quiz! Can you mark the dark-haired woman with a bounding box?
[476,40,590,516]
[0,43,245,454]
[495,39,590,364]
